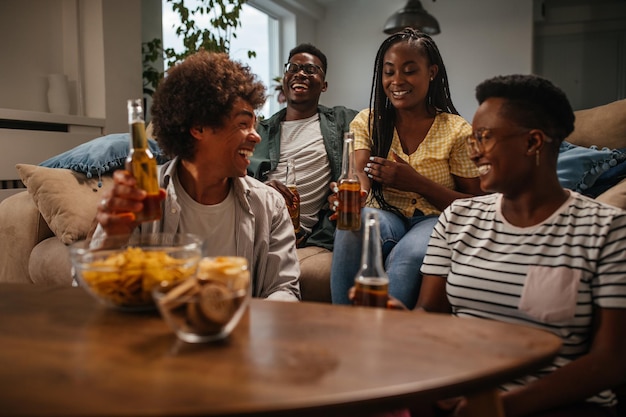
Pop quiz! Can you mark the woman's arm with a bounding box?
[355,149,373,195]
[501,307,626,417]
[415,274,451,314]
[365,154,482,212]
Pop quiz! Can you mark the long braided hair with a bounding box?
[368,28,458,218]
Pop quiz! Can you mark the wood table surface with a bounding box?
[0,284,561,417]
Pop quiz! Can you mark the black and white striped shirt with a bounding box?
[422,191,626,406]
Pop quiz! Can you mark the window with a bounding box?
[162,1,281,118]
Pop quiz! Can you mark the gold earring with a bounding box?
[536,150,540,167]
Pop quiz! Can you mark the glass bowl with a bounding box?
[152,256,251,343]
[69,233,204,312]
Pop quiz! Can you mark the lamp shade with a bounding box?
[383,0,441,35]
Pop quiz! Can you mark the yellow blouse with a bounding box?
[350,109,478,217]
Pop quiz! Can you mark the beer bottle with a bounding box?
[337,132,361,230]
[285,158,301,234]
[353,211,389,308]
[125,98,162,223]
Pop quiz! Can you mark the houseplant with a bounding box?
[143,0,255,98]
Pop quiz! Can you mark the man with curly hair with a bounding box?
[94,51,300,301]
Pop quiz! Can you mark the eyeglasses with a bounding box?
[284,62,325,76]
[466,127,531,155]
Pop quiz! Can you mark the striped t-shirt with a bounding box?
[421,191,626,406]
[265,114,331,234]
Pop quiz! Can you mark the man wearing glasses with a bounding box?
[250,44,357,255]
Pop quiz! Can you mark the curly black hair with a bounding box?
[288,43,328,76]
[151,51,266,160]
[475,74,574,143]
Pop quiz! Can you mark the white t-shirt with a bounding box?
[173,170,236,256]
[265,114,332,234]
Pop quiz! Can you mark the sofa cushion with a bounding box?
[557,141,626,196]
[567,99,626,150]
[16,164,114,245]
[39,133,168,182]
[297,246,332,303]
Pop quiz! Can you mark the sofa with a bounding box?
[0,161,333,303]
[1,99,626,304]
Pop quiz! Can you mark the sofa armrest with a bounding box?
[0,191,53,283]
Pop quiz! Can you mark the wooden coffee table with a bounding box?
[0,284,561,416]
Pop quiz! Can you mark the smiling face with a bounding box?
[195,98,260,179]
[282,52,327,107]
[382,41,438,111]
[470,97,533,194]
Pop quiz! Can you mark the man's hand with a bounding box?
[266,179,298,209]
[95,170,165,237]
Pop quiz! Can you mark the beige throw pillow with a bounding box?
[16,164,113,244]
[567,99,626,149]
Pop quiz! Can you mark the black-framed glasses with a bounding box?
[466,127,532,155]
[284,62,325,76]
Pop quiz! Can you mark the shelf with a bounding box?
[0,108,105,128]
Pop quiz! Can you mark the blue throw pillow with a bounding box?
[39,133,169,186]
[557,141,626,195]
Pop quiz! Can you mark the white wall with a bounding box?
[306,0,533,122]
[0,0,65,113]
[0,0,531,132]
[0,0,142,134]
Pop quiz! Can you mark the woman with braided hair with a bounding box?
[330,28,482,309]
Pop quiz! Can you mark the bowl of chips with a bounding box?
[152,256,251,343]
[69,233,204,311]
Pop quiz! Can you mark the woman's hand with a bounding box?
[365,152,421,192]
[347,286,410,310]
[328,181,369,221]
[328,182,339,221]
[95,170,165,237]
[436,397,468,416]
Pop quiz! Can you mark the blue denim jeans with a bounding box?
[330,207,438,309]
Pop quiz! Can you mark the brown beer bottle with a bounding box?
[125,98,162,223]
[285,158,301,234]
[337,132,361,230]
[353,211,389,308]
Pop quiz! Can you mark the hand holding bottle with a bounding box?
[347,286,408,310]
[265,179,299,212]
[96,170,166,237]
[328,181,369,222]
[125,98,162,223]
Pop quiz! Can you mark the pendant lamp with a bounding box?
[383,0,441,35]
